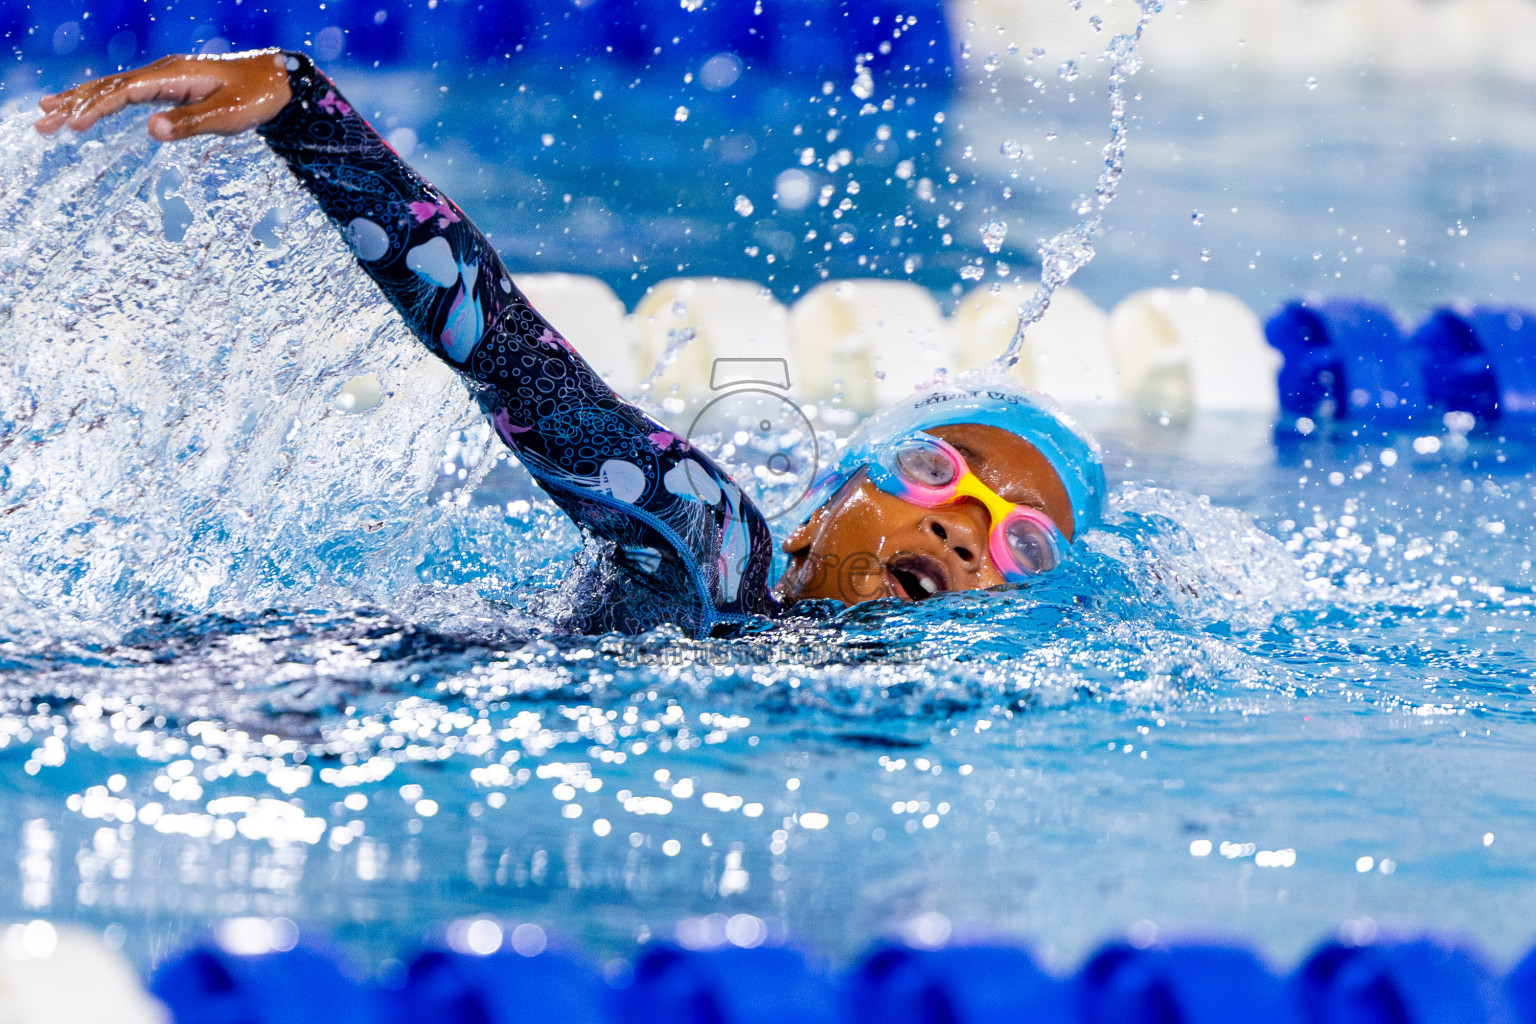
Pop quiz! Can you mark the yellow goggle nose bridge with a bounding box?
[952,472,1021,526]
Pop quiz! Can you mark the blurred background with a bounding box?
[5,0,1536,414]
[4,0,1533,309]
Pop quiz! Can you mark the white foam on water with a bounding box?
[1092,483,1319,633]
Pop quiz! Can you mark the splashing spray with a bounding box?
[632,323,698,414]
[0,112,494,640]
[997,0,1163,370]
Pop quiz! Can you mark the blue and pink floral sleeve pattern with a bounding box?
[257,52,778,636]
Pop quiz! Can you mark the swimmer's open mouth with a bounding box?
[887,554,949,602]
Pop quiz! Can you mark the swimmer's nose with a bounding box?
[921,507,989,568]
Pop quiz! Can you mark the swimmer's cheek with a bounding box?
[800,551,836,597]
[840,551,887,603]
[792,550,888,606]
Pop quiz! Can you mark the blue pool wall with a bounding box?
[0,0,953,84]
[141,928,1536,1024]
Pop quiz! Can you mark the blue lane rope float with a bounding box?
[140,927,1536,1024]
[1411,306,1536,423]
[1265,298,1536,434]
[391,942,608,1024]
[150,939,379,1024]
[847,943,1072,1024]
[1294,937,1513,1024]
[1265,297,1427,428]
[1503,945,1536,1024]
[1077,941,1291,1024]
[617,944,842,1024]
[1081,945,1296,1024]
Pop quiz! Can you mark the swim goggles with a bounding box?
[862,432,1067,580]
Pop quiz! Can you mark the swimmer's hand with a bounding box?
[34,50,293,141]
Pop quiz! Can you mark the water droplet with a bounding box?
[999,138,1026,159]
[980,220,1008,253]
[1199,249,1211,262]
[1057,60,1079,82]
[959,263,985,281]
[983,52,1001,72]
[673,106,690,122]
[1044,131,1057,141]
[1108,34,1142,74]
[733,195,754,217]
[1306,76,1318,90]
[1190,210,1203,226]
[679,0,703,9]
[852,68,875,100]
[1088,14,1103,31]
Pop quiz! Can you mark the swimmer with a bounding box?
[34,49,1106,637]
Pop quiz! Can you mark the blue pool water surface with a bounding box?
[4,25,1536,976]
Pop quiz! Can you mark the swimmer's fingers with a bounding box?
[37,74,207,136]
[36,56,175,116]
[34,57,181,134]
[34,53,290,139]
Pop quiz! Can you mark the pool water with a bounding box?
[5,394,1536,972]
[5,9,1536,978]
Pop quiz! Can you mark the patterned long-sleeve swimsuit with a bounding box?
[258,53,779,636]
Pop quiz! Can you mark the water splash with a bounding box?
[0,108,500,643]
[632,325,698,413]
[980,220,1008,254]
[998,0,1163,369]
[1090,485,1318,633]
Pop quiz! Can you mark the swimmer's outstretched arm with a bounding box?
[35,52,777,636]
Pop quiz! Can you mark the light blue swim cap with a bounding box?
[804,380,1107,540]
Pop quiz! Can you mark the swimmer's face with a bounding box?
[775,422,1075,606]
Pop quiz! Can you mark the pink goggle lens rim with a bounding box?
[991,508,1065,577]
[888,436,962,504]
